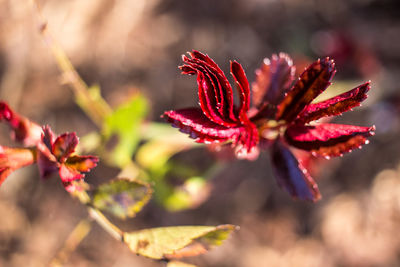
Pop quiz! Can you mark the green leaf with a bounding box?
[91,178,152,219]
[123,224,237,260]
[103,93,148,167]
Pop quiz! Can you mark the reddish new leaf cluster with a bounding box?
[164,51,259,157]
[164,51,375,201]
[0,102,98,191]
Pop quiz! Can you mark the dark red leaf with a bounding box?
[163,108,243,144]
[41,125,56,152]
[236,123,259,156]
[285,123,375,157]
[252,53,295,106]
[0,146,36,184]
[195,64,228,125]
[270,140,321,202]
[181,53,238,126]
[276,58,336,122]
[52,132,79,162]
[189,51,237,122]
[188,53,229,119]
[59,163,84,183]
[0,146,36,170]
[296,82,371,124]
[0,102,42,146]
[0,102,18,127]
[37,149,59,178]
[65,155,99,172]
[231,61,251,122]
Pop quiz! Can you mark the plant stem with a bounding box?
[88,207,124,241]
[49,219,92,267]
[71,188,124,242]
[31,0,112,127]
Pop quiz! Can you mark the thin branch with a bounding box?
[49,219,92,267]
[31,0,112,127]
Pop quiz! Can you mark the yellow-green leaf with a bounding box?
[136,138,194,171]
[123,224,237,260]
[91,178,152,219]
[165,176,210,212]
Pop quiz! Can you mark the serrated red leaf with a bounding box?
[189,51,237,122]
[181,53,238,126]
[285,123,375,157]
[276,58,336,122]
[52,132,79,162]
[252,53,295,107]
[296,82,370,124]
[270,140,321,202]
[163,108,242,144]
[59,163,84,183]
[65,155,98,172]
[196,64,229,126]
[231,61,251,122]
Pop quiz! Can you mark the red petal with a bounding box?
[270,140,321,202]
[296,82,371,124]
[65,155,98,172]
[163,108,243,143]
[276,58,336,122]
[0,102,42,146]
[252,53,295,106]
[52,132,79,162]
[59,164,84,183]
[231,61,251,122]
[285,123,375,157]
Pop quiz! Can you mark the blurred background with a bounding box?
[1,0,400,266]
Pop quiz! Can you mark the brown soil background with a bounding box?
[1,0,400,266]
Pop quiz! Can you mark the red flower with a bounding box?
[37,126,98,190]
[164,51,375,201]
